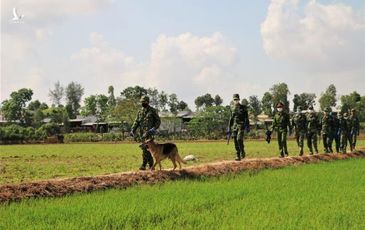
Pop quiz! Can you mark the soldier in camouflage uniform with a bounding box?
[306,106,320,155]
[228,94,250,161]
[350,109,360,150]
[320,108,334,153]
[292,106,306,156]
[130,95,161,170]
[270,102,292,157]
[331,111,341,153]
[339,112,353,153]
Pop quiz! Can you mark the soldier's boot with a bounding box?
[279,150,285,158]
[234,138,241,161]
[299,147,304,156]
[139,157,147,170]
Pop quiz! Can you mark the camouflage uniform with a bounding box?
[332,112,341,153]
[131,96,161,169]
[320,109,334,153]
[271,103,291,157]
[350,110,360,150]
[339,113,352,153]
[292,108,306,156]
[228,94,250,161]
[306,109,320,154]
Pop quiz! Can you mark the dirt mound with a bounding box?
[1,151,364,204]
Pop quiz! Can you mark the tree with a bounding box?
[107,85,116,108]
[270,83,290,112]
[49,81,64,107]
[65,82,84,119]
[81,95,97,116]
[214,95,223,106]
[121,86,147,101]
[261,92,273,116]
[1,88,33,123]
[319,84,337,111]
[177,101,188,111]
[168,93,179,115]
[293,93,316,111]
[147,88,159,109]
[194,93,215,109]
[28,100,41,111]
[111,99,139,126]
[248,95,262,124]
[340,91,362,114]
[188,106,230,139]
[81,94,109,121]
[158,91,168,112]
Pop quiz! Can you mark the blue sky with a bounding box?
[1,0,365,109]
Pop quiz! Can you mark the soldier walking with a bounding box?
[270,102,291,157]
[292,106,306,156]
[332,111,341,153]
[339,112,353,153]
[306,106,320,155]
[130,95,161,170]
[320,108,334,153]
[350,109,360,150]
[227,94,250,161]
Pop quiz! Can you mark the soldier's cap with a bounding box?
[233,94,240,100]
[276,102,284,108]
[140,95,150,103]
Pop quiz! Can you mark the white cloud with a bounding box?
[69,32,260,106]
[146,32,244,104]
[1,0,112,101]
[70,32,142,91]
[261,0,365,72]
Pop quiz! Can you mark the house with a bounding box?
[158,110,195,134]
[69,115,108,133]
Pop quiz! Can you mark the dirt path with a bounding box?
[1,151,364,204]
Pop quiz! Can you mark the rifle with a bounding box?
[264,122,272,144]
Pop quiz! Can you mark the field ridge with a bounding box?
[1,151,364,203]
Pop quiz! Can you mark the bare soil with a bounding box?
[1,151,364,204]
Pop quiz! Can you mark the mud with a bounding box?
[1,151,364,204]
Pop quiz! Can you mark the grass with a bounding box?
[0,140,364,185]
[0,158,364,229]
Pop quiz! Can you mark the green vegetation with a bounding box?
[4,140,363,185]
[1,158,364,229]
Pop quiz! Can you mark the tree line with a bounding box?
[0,82,364,141]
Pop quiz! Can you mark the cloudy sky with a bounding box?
[1,0,365,108]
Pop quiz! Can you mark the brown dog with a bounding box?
[145,139,186,171]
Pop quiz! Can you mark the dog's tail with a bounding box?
[176,152,187,164]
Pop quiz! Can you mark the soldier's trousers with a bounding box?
[140,144,154,168]
[277,131,288,156]
[352,134,358,150]
[322,133,333,153]
[333,134,340,153]
[307,132,318,154]
[340,133,353,153]
[233,130,245,158]
[295,131,305,156]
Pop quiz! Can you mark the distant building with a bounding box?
[159,110,195,134]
